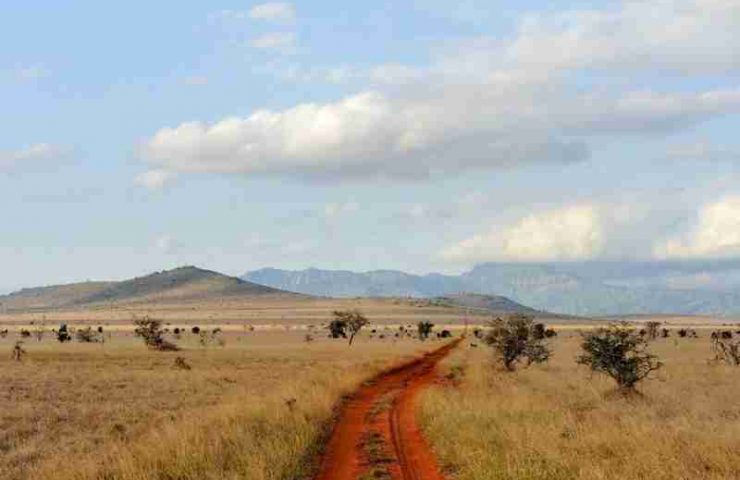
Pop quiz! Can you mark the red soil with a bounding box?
[314,340,459,480]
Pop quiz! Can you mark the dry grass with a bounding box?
[0,331,432,480]
[0,296,486,327]
[421,332,740,480]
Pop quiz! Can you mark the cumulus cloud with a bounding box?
[441,205,604,263]
[141,0,740,183]
[0,143,67,171]
[135,169,175,190]
[655,196,740,258]
[250,32,296,52]
[141,84,740,180]
[248,2,296,23]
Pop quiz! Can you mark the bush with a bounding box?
[711,334,740,366]
[484,315,552,371]
[56,324,72,343]
[133,316,179,351]
[645,321,661,340]
[577,323,662,391]
[75,326,101,343]
[417,321,434,341]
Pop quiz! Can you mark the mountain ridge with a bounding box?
[244,261,740,316]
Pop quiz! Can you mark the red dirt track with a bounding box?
[315,340,459,480]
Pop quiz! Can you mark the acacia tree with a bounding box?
[577,323,662,391]
[332,310,369,346]
[484,315,551,371]
[133,316,179,351]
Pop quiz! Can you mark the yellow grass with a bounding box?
[420,334,740,479]
[0,332,431,480]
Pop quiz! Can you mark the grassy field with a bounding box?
[0,296,491,327]
[421,332,740,480]
[0,331,435,480]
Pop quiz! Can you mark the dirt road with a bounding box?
[314,340,459,480]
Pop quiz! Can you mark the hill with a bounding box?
[0,266,290,312]
[430,293,545,316]
[244,261,740,316]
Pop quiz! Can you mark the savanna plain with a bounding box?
[2,294,739,480]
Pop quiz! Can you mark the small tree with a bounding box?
[417,321,434,341]
[56,324,72,343]
[484,315,551,371]
[333,310,369,346]
[133,316,179,351]
[577,323,662,391]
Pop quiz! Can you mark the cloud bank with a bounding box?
[140,0,740,182]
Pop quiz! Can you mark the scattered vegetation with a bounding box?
[421,337,740,480]
[577,323,662,391]
[484,315,551,371]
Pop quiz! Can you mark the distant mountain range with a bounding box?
[0,266,289,311]
[244,260,740,316]
[0,267,547,319]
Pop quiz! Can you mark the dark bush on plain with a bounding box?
[484,315,551,371]
[577,323,662,391]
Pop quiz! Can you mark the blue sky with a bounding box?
[1,0,740,291]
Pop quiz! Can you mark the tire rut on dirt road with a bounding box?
[314,340,459,480]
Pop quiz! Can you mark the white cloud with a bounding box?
[142,0,740,183]
[141,84,740,180]
[655,196,740,258]
[0,143,66,171]
[249,2,296,23]
[250,32,296,52]
[135,170,175,190]
[441,205,604,263]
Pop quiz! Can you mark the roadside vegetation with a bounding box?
[421,328,740,479]
[0,329,432,480]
